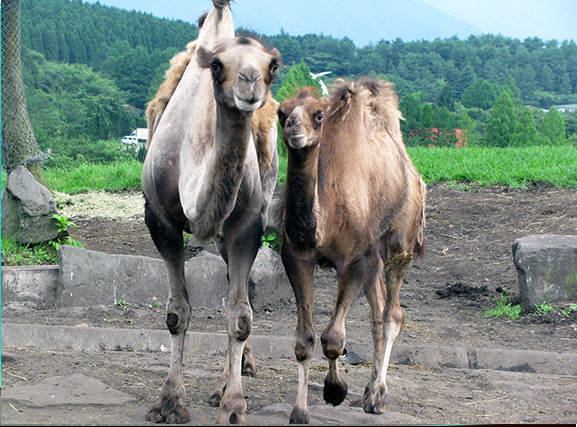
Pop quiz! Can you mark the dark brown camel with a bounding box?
[277,79,426,424]
[141,0,281,424]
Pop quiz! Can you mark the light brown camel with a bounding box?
[277,79,426,424]
[141,0,281,423]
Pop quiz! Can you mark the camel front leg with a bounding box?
[216,217,262,425]
[144,204,191,424]
[321,256,367,407]
[281,244,316,424]
[362,260,406,414]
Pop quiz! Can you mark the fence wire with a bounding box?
[1,0,47,172]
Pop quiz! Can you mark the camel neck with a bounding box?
[283,145,319,250]
[186,102,254,242]
[214,103,252,162]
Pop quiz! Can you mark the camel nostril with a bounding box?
[287,118,302,127]
[239,71,262,83]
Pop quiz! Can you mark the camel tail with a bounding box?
[413,177,427,258]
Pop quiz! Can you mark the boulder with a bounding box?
[1,166,59,244]
[512,235,577,308]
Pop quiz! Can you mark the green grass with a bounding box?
[483,294,523,320]
[1,238,59,266]
[44,159,143,194]
[407,144,577,188]
[3,145,576,193]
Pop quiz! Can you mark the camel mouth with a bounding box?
[234,96,262,112]
[288,134,307,149]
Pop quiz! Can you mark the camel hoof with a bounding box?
[363,400,386,414]
[217,393,246,425]
[217,411,246,425]
[362,384,387,414]
[146,400,191,424]
[289,406,310,424]
[208,389,222,407]
[242,360,256,377]
[323,375,348,406]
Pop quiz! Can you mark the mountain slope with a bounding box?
[229,0,482,46]
[84,0,481,47]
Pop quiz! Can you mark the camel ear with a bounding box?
[196,46,212,69]
[271,48,281,62]
[277,106,287,126]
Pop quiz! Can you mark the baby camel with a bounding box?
[277,79,426,424]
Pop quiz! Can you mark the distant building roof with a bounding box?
[553,104,577,112]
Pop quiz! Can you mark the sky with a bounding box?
[82,0,577,46]
[420,0,577,42]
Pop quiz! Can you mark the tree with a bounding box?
[511,108,541,146]
[438,82,455,112]
[274,62,320,103]
[485,91,516,147]
[455,105,478,145]
[1,0,48,186]
[399,92,424,145]
[461,79,497,110]
[541,108,566,145]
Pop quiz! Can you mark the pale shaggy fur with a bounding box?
[145,41,277,171]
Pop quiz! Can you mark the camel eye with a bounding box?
[315,112,324,123]
[270,59,279,74]
[210,59,223,76]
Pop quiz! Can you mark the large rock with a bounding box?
[1,166,59,244]
[512,234,577,308]
[57,245,292,310]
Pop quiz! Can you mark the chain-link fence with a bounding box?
[1,0,47,173]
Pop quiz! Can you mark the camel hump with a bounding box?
[327,76,402,138]
[145,40,197,148]
[252,91,279,173]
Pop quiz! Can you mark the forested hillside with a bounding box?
[18,0,577,164]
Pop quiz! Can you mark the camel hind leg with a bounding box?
[144,201,191,424]
[361,239,409,414]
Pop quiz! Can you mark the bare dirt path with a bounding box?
[3,182,577,425]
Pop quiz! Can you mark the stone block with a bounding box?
[512,234,577,308]
[58,246,168,307]
[57,245,292,310]
[1,265,61,309]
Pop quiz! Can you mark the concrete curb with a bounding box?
[3,322,576,376]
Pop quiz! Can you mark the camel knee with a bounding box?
[228,303,253,342]
[294,331,316,362]
[166,296,190,335]
[321,327,346,360]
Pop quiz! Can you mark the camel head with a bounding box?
[278,86,327,149]
[197,37,281,112]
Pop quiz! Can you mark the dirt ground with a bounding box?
[3,182,577,425]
